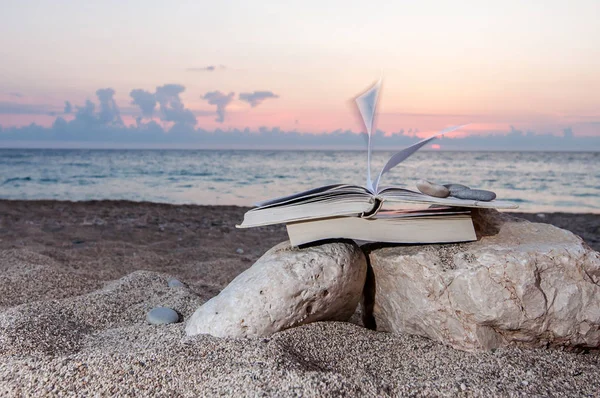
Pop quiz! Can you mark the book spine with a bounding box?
[360,198,383,219]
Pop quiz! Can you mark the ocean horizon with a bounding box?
[1,148,599,214]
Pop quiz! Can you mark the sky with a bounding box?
[1,0,599,149]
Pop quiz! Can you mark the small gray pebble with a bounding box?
[453,188,496,201]
[416,180,450,198]
[167,278,186,288]
[236,248,244,254]
[443,183,470,195]
[147,307,180,325]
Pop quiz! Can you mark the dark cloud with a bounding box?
[155,84,197,125]
[64,101,72,114]
[239,91,279,107]
[186,65,225,72]
[129,89,156,118]
[202,91,235,123]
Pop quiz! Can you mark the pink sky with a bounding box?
[1,1,599,139]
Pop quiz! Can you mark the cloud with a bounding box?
[52,88,125,129]
[129,84,197,126]
[2,119,599,151]
[73,100,98,125]
[202,91,235,123]
[9,92,23,98]
[130,89,156,118]
[154,84,197,125]
[95,88,123,125]
[186,65,225,72]
[0,101,55,115]
[239,91,279,107]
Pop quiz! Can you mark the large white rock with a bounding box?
[186,240,367,338]
[368,210,600,351]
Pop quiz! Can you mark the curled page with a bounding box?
[355,78,382,192]
[373,124,468,193]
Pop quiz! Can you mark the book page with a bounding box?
[373,125,467,193]
[253,184,370,208]
[354,78,382,192]
[379,188,519,209]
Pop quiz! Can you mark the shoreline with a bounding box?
[1,199,599,252]
[1,199,598,396]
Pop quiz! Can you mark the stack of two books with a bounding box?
[237,182,517,247]
[237,80,517,246]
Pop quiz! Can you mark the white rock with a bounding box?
[367,209,600,351]
[416,180,450,198]
[186,240,367,338]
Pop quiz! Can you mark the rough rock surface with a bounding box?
[366,209,600,351]
[186,240,367,338]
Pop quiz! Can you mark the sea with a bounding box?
[0,149,599,213]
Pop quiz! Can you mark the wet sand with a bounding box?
[0,200,598,396]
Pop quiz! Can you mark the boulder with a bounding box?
[366,209,600,351]
[186,240,367,338]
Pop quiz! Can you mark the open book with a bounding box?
[238,79,518,230]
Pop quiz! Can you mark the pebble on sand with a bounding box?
[167,278,186,288]
[146,307,180,325]
[416,180,450,198]
[453,188,497,201]
[236,248,244,254]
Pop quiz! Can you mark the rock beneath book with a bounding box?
[443,183,470,195]
[366,209,600,351]
[452,188,496,201]
[186,240,367,338]
[416,180,450,198]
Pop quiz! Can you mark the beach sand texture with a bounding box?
[1,200,599,396]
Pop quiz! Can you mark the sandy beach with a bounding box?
[1,199,599,396]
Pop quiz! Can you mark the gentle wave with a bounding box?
[3,176,32,184]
